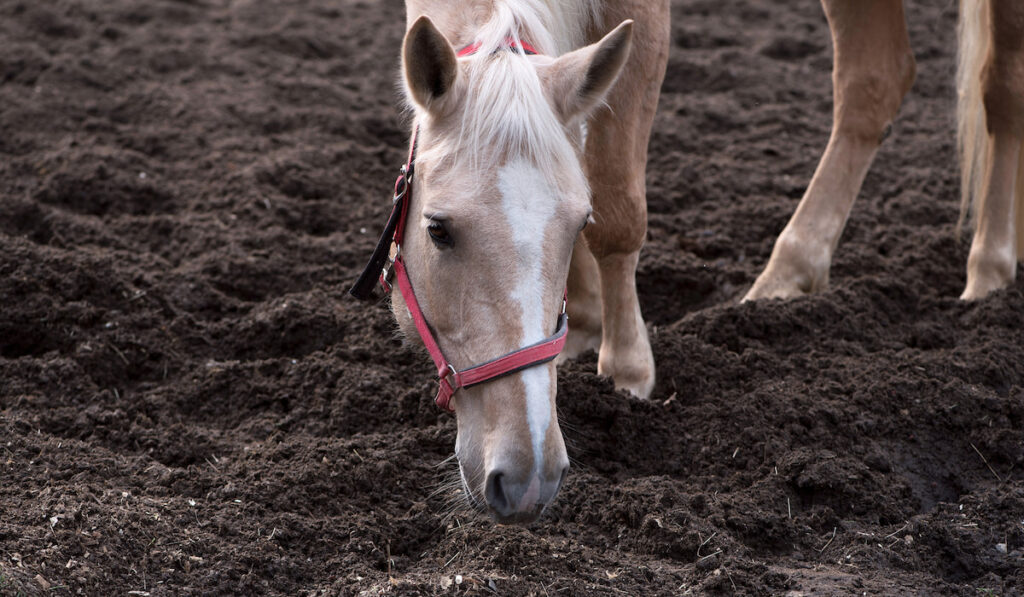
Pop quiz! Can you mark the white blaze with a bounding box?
[497,158,557,472]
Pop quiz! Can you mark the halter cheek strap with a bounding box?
[350,118,568,413]
[393,256,568,412]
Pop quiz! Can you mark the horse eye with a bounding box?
[427,220,453,248]
[580,211,594,232]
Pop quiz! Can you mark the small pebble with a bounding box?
[35,575,51,590]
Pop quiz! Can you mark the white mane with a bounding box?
[472,0,599,56]
[410,0,600,197]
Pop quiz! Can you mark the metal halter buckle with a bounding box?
[442,364,460,389]
[379,244,401,293]
[394,165,413,203]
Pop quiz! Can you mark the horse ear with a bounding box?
[403,16,459,111]
[543,20,633,121]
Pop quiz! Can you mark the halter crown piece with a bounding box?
[349,38,566,413]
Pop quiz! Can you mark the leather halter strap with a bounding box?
[350,114,568,413]
[457,37,538,57]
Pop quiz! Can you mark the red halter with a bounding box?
[350,123,568,413]
[456,37,539,57]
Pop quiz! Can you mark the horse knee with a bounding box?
[835,53,915,143]
[982,44,1024,135]
[585,187,647,259]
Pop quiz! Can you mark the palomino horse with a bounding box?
[352,0,668,523]
[746,0,1024,301]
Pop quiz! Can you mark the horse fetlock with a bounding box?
[598,354,654,400]
[961,243,1017,300]
[744,232,830,301]
[597,332,655,399]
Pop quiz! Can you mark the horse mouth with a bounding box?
[458,466,547,524]
[458,467,554,524]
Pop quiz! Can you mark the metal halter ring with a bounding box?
[394,165,413,203]
[443,363,461,390]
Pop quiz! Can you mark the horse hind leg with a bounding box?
[960,0,1024,300]
[744,0,916,301]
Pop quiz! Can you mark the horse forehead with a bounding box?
[427,157,579,220]
[497,159,559,222]
[497,158,552,191]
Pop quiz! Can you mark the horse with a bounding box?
[351,0,669,524]
[745,0,1024,302]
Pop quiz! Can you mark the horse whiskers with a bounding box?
[427,455,489,523]
[438,493,486,526]
[557,414,593,468]
[434,453,458,468]
[426,479,462,501]
[445,499,487,522]
[559,425,582,450]
[429,461,463,491]
[556,417,581,436]
[556,407,580,435]
[434,485,475,522]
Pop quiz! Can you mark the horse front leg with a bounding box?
[745,0,916,301]
[581,0,670,399]
[961,0,1024,300]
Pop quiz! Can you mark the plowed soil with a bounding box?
[2,0,1023,595]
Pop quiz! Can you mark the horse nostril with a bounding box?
[484,470,511,515]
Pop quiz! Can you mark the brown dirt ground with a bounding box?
[2,0,1023,595]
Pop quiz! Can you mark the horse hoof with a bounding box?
[598,353,655,400]
[743,276,809,301]
[960,275,1014,300]
[961,253,1016,301]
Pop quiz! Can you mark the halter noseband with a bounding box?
[349,37,566,413]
